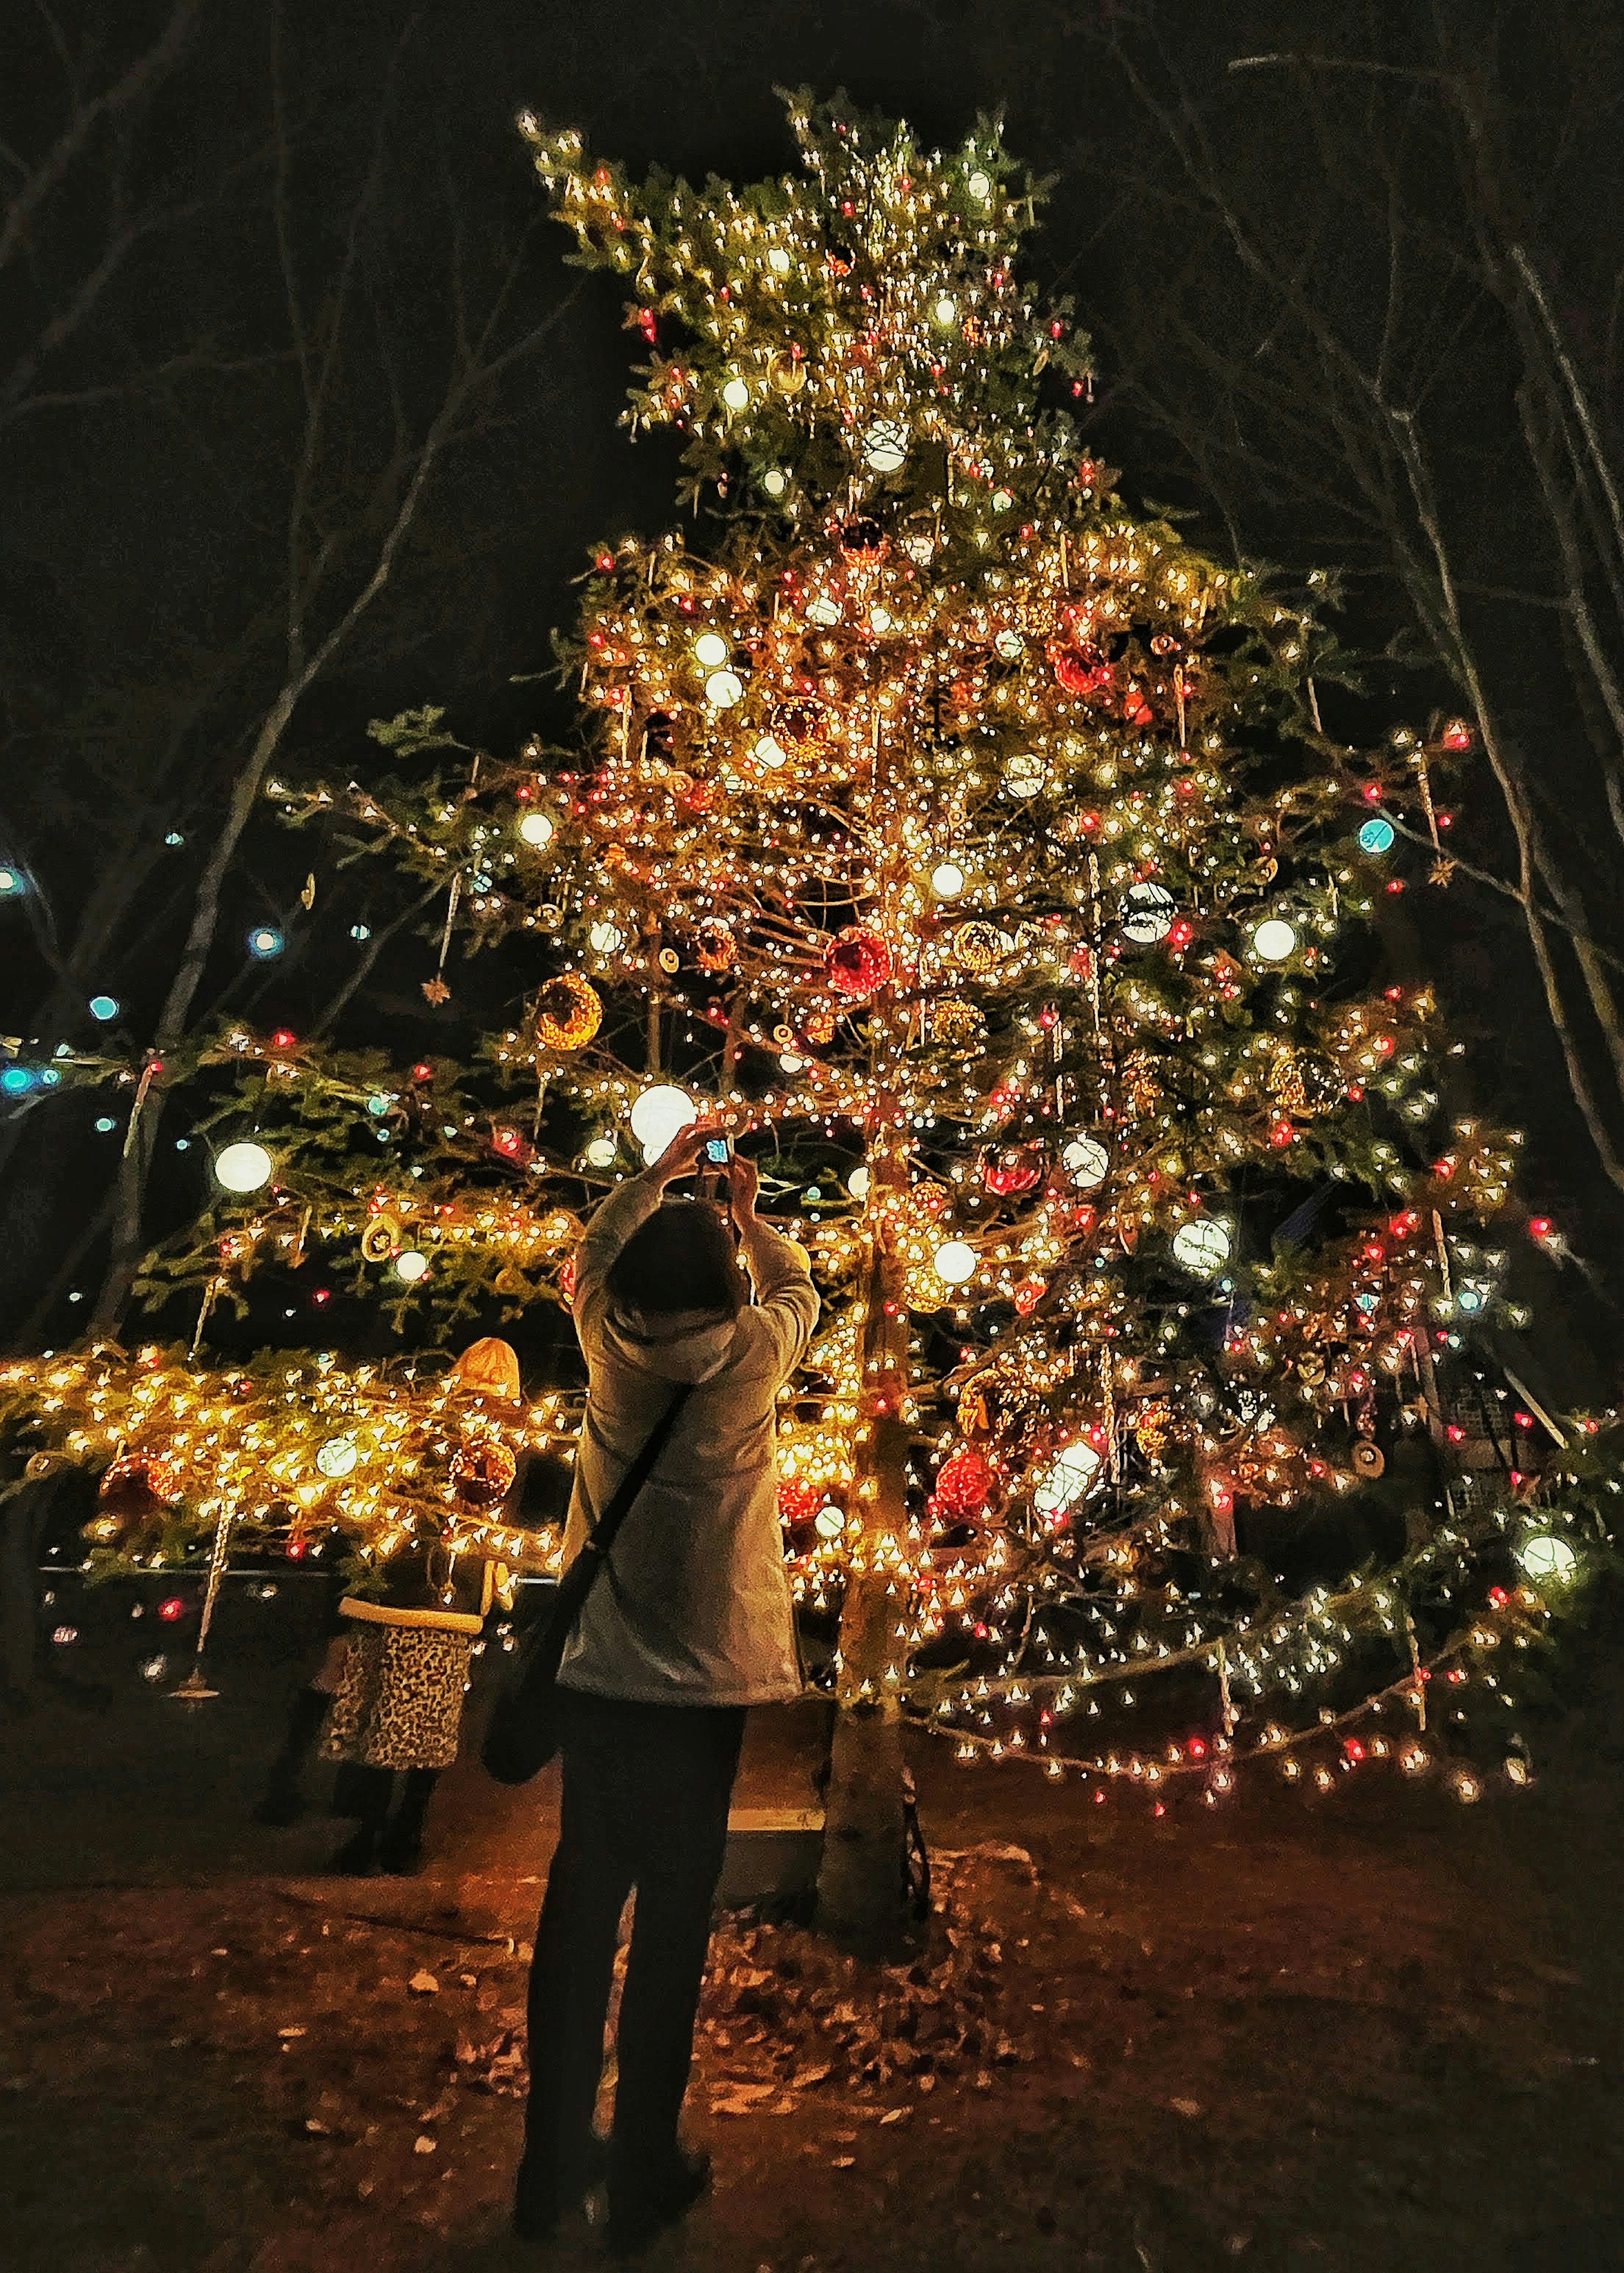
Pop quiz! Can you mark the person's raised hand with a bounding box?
[650,1120,711,1185]
[728,1152,760,1229]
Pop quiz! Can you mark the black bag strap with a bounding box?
[566,1383,691,1599]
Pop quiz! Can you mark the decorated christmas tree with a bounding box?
[7,95,1616,1951]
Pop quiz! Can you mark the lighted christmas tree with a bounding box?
[8,95,1617,1951]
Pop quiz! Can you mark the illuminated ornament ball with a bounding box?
[450,1438,519,1507]
[953,921,1000,976]
[88,995,119,1022]
[694,631,730,667]
[930,861,966,899]
[393,1249,430,1283]
[862,418,909,473]
[1252,917,1299,963]
[720,376,750,412]
[1033,1439,1103,1520]
[933,1446,995,1518]
[533,971,603,1053]
[1002,751,1046,799]
[932,1239,977,1286]
[1517,1531,1578,1583]
[629,1083,697,1164]
[583,1134,618,1169]
[518,810,556,848]
[704,669,743,709]
[813,1504,845,1540]
[825,925,892,998]
[1062,1135,1110,1190]
[1172,1216,1233,1278]
[214,1140,274,1193]
[1358,816,1396,855]
[246,924,284,960]
[932,997,985,1055]
[1122,883,1175,945]
[847,1165,871,1201]
[316,1435,359,1479]
[588,918,626,956]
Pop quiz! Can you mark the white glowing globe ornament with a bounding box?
[1517,1531,1578,1583]
[720,376,750,412]
[862,418,909,473]
[1122,883,1175,945]
[588,919,625,956]
[693,631,730,668]
[517,811,555,848]
[847,1165,871,1201]
[1033,1440,1103,1520]
[1062,1135,1110,1190]
[316,1435,359,1480]
[762,468,788,498]
[932,1240,978,1287]
[1252,917,1299,964]
[1172,1216,1233,1278]
[814,1505,845,1540]
[1002,752,1046,798]
[583,1135,618,1169]
[629,1083,697,1166]
[394,1250,429,1283]
[752,734,788,769]
[704,669,743,709]
[931,861,966,900]
[214,1141,274,1194]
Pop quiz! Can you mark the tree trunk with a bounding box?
[815,1120,917,1957]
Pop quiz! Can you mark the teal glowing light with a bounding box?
[1358,816,1396,855]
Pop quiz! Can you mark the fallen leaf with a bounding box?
[277,2026,306,2040]
[1171,2097,1203,2118]
[409,1971,440,1996]
[413,2135,437,2156]
[879,2108,909,2126]
[831,2156,856,2169]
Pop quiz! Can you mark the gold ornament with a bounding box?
[933,997,985,1053]
[360,1217,400,1263]
[768,349,807,395]
[953,922,1001,976]
[534,972,603,1053]
[696,921,737,973]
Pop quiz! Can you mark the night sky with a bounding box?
[4,0,1621,1375]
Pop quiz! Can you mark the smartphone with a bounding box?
[704,1135,733,1165]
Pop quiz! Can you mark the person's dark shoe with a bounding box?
[252,1766,308,1827]
[604,2146,712,2258]
[376,1822,425,1875]
[329,1827,379,1876]
[512,2135,609,2243]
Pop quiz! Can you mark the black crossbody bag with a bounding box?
[480,1386,691,1786]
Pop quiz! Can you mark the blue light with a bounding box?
[40,1069,60,1086]
[247,924,285,960]
[0,866,22,896]
[1457,1285,1486,1314]
[164,831,184,847]
[0,1066,33,1094]
[350,923,372,941]
[88,995,120,1022]
[95,1116,116,1133]
[1358,816,1396,855]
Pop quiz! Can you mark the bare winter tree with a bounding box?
[1062,1,1624,1202]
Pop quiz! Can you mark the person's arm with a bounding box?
[730,1155,819,1375]
[572,1121,715,1336]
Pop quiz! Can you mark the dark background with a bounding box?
[3,0,1620,1379]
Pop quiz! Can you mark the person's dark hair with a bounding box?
[606,1198,745,1319]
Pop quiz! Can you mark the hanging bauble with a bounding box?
[1121,883,1175,945]
[696,921,737,973]
[452,1338,523,1402]
[1001,751,1047,799]
[1033,1438,1104,1520]
[316,1435,359,1479]
[771,700,829,759]
[768,348,807,395]
[1048,642,1112,698]
[657,947,680,976]
[629,1083,697,1162]
[451,1437,518,1508]
[825,925,892,998]
[981,1143,1042,1196]
[1012,1275,1047,1316]
[839,516,888,561]
[1133,1401,1174,1459]
[360,1216,401,1263]
[803,1007,837,1046]
[932,998,985,1055]
[932,1239,977,1286]
[1172,1216,1232,1278]
[1062,1135,1110,1190]
[861,418,909,473]
[1351,1440,1386,1480]
[776,1476,824,1529]
[953,922,1001,976]
[1251,916,1299,963]
[933,1446,995,1519]
[88,1453,183,1547]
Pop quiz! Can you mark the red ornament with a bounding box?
[1012,1275,1047,1316]
[933,1447,995,1519]
[157,1596,187,1623]
[776,1477,824,1528]
[981,1144,1042,1196]
[1048,642,1113,698]
[825,925,892,998]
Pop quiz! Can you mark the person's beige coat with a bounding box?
[555,1170,819,1707]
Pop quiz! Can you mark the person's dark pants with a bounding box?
[518,1689,746,2216]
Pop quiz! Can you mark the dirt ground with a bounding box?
[4,1649,1624,2273]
